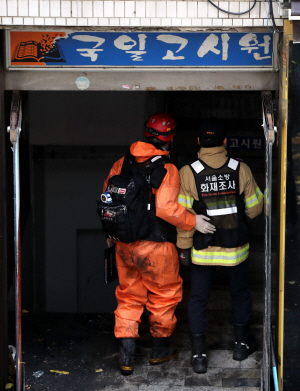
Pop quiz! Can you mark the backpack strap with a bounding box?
[121,153,168,172]
[121,152,134,174]
[132,154,168,171]
[140,155,169,189]
[121,152,168,190]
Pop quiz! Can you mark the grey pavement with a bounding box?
[21,311,262,391]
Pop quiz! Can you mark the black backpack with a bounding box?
[97,153,168,243]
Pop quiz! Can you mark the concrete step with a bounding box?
[119,348,262,369]
[123,387,261,391]
[100,350,261,390]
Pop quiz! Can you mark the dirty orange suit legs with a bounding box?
[103,141,196,340]
[114,240,182,339]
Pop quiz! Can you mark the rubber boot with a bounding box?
[190,333,207,373]
[233,323,257,361]
[118,338,136,375]
[149,337,178,365]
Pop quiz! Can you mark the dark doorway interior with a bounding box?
[6,90,277,389]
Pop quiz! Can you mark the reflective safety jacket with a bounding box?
[191,157,248,250]
[177,146,263,266]
[103,141,196,241]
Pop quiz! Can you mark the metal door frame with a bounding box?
[7,91,24,391]
[262,91,277,391]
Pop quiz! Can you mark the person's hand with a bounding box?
[107,238,116,248]
[195,215,216,234]
[178,248,192,266]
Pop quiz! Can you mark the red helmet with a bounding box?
[144,113,177,142]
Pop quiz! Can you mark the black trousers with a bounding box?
[188,259,252,335]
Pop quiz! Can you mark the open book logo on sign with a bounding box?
[11,33,66,64]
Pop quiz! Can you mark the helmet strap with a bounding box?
[145,136,166,149]
[162,139,173,152]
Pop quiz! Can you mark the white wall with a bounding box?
[0,0,284,28]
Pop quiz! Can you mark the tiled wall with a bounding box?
[0,0,284,27]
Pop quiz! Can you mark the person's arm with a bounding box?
[176,165,197,249]
[154,163,196,231]
[176,164,216,250]
[240,163,263,219]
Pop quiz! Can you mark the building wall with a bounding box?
[0,0,284,28]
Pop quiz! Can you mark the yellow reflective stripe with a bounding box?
[178,194,194,208]
[191,244,249,265]
[244,187,263,208]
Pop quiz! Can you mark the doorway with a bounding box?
[6,90,277,390]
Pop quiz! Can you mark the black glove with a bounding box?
[178,248,192,266]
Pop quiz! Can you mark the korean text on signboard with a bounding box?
[10,31,273,67]
[227,136,265,151]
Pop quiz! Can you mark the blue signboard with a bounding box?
[227,136,265,151]
[10,31,273,67]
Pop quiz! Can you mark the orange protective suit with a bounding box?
[103,141,196,339]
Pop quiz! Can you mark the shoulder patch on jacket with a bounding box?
[227,158,239,171]
[191,160,205,174]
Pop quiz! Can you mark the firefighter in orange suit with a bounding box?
[103,113,215,375]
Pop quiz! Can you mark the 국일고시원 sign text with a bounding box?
[9,31,273,68]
